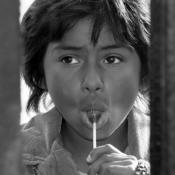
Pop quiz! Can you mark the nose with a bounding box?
[81,65,104,94]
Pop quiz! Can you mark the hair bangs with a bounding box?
[40,0,147,47]
[46,3,93,41]
[90,0,141,47]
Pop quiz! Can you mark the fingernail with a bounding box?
[86,154,92,162]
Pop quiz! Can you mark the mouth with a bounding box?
[81,110,108,129]
[86,110,102,123]
[81,102,107,112]
[79,98,108,128]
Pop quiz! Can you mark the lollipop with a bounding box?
[87,106,102,148]
[90,107,97,149]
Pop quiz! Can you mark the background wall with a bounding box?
[0,0,21,174]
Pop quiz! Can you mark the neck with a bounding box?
[61,120,92,158]
[61,119,128,173]
[61,119,128,157]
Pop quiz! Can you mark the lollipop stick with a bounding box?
[92,109,97,149]
[93,120,96,148]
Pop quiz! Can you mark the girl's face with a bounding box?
[43,18,141,141]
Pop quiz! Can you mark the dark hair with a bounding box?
[21,0,150,112]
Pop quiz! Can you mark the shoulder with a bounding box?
[21,108,62,157]
[21,109,78,175]
[21,113,48,159]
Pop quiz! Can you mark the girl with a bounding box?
[21,0,150,174]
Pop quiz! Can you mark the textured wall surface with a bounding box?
[150,0,175,174]
[0,0,21,174]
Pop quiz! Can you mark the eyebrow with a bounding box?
[54,44,132,51]
[100,44,133,51]
[54,45,84,51]
[100,44,123,50]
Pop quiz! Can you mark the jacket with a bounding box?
[21,107,150,175]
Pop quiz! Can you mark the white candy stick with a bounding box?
[92,112,97,149]
[93,120,96,148]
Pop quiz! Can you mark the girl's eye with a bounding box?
[60,56,79,64]
[103,56,121,64]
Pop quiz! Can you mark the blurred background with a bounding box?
[20,0,35,124]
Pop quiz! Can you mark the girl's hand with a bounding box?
[86,144,138,175]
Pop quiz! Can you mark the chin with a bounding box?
[96,132,112,142]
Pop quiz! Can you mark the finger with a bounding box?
[88,152,133,166]
[87,144,123,163]
[106,158,138,167]
[88,154,115,175]
[88,155,137,175]
[98,161,137,175]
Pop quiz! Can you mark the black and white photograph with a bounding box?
[0,0,175,175]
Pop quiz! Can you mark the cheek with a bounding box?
[109,69,140,110]
[117,79,139,107]
[45,70,79,112]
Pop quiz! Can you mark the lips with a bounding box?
[79,95,108,112]
[81,110,108,129]
[79,97,108,128]
[80,102,107,112]
[81,104,107,124]
[87,110,102,123]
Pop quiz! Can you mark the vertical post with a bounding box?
[150,0,175,174]
[0,0,21,175]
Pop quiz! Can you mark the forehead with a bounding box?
[59,18,123,48]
